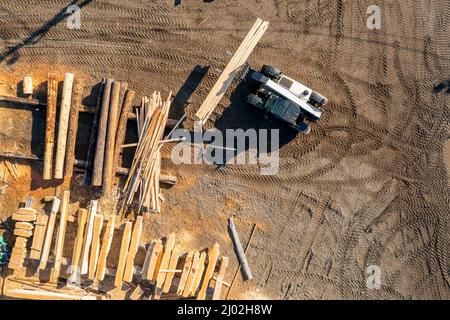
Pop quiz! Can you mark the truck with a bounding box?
[241,64,328,134]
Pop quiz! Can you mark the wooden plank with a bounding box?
[102,81,121,193]
[195,19,265,121]
[12,213,37,222]
[190,251,207,296]
[123,216,143,282]
[212,256,229,300]
[29,214,48,260]
[17,207,37,215]
[39,197,60,270]
[4,288,97,300]
[129,285,144,300]
[64,78,84,178]
[177,251,194,295]
[88,214,104,279]
[141,240,162,281]
[67,208,88,278]
[95,215,116,281]
[182,251,200,297]
[114,221,132,287]
[154,233,176,296]
[15,221,33,231]
[14,229,33,238]
[54,73,74,179]
[80,200,98,275]
[92,78,113,186]
[43,73,58,180]
[113,90,135,177]
[50,190,70,281]
[197,243,220,300]
[162,247,180,293]
[85,79,105,185]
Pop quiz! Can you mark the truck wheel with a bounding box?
[261,65,281,80]
[309,91,328,106]
[247,94,264,109]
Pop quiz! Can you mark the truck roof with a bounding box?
[262,79,323,120]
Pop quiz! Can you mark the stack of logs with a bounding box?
[84,78,135,193]
[43,73,84,181]
[4,197,228,300]
[122,92,172,213]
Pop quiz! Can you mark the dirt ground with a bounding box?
[0,0,449,299]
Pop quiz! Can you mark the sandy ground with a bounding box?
[0,0,449,299]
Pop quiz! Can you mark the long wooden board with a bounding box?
[95,215,116,281]
[141,240,162,281]
[177,251,194,295]
[190,251,207,296]
[197,243,220,300]
[54,73,74,179]
[162,247,179,293]
[212,256,229,300]
[39,197,60,270]
[80,200,98,274]
[154,233,176,296]
[114,221,132,287]
[29,214,48,260]
[50,190,70,281]
[43,73,58,180]
[88,214,104,279]
[123,216,143,282]
[67,208,88,281]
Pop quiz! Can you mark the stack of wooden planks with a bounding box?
[195,18,269,125]
[87,79,136,193]
[122,92,172,213]
[5,201,229,300]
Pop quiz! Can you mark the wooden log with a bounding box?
[85,79,105,185]
[118,82,129,115]
[80,200,98,275]
[39,197,60,270]
[141,240,162,281]
[228,217,252,280]
[95,214,116,281]
[54,73,74,179]
[190,251,207,296]
[212,256,229,300]
[154,233,176,297]
[177,251,194,295]
[182,251,200,297]
[114,221,132,287]
[102,81,121,193]
[113,90,135,177]
[92,78,113,186]
[88,214,104,279]
[29,214,48,260]
[123,216,143,282]
[197,243,220,300]
[64,78,84,178]
[43,73,58,180]
[225,223,257,299]
[50,190,70,281]
[67,208,88,277]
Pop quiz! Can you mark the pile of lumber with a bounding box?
[195,18,269,125]
[117,231,228,300]
[43,73,84,180]
[4,198,228,300]
[122,92,172,214]
[85,78,136,193]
